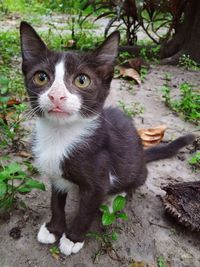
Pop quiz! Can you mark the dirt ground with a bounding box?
[0,63,200,267]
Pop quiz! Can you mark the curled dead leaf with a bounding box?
[63,39,76,49]
[128,57,150,72]
[138,125,167,147]
[117,66,141,85]
[0,98,21,107]
[16,151,32,158]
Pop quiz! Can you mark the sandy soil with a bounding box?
[0,63,199,267]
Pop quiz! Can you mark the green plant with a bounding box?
[118,100,144,118]
[157,256,166,267]
[50,245,60,259]
[23,160,39,174]
[152,44,161,58]
[140,66,148,82]
[87,195,128,262]
[189,152,200,169]
[179,54,200,71]
[161,85,171,106]
[0,101,28,150]
[140,47,148,61]
[118,51,133,63]
[162,82,200,124]
[0,162,45,213]
[100,195,128,226]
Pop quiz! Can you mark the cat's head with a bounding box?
[20,21,119,124]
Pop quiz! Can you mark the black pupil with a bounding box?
[39,73,47,82]
[79,75,86,84]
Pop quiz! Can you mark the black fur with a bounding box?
[145,134,195,163]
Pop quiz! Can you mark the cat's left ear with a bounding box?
[20,21,49,61]
[94,31,120,65]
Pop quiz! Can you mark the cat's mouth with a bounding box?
[48,107,72,116]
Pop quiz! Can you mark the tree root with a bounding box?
[160,51,182,65]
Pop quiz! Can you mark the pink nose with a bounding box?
[48,92,67,105]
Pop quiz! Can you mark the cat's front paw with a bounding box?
[37,222,56,244]
[59,233,84,256]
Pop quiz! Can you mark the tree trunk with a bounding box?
[160,0,200,64]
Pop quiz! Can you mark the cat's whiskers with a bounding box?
[24,105,44,120]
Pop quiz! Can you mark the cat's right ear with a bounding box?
[93,31,120,65]
[20,21,48,61]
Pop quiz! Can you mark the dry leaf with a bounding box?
[63,39,76,49]
[0,98,21,107]
[51,253,59,260]
[16,151,32,158]
[128,57,150,72]
[138,125,167,147]
[119,57,150,72]
[0,111,15,121]
[117,66,141,85]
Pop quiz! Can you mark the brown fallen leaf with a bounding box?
[138,125,167,147]
[119,57,150,72]
[51,253,59,260]
[0,98,21,107]
[128,57,150,72]
[16,151,32,158]
[7,98,21,107]
[0,111,15,121]
[63,39,76,49]
[117,65,141,85]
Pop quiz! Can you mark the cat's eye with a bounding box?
[74,74,91,88]
[33,72,49,86]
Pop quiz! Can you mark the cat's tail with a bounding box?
[144,134,195,163]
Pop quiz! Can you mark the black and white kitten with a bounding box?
[20,22,194,256]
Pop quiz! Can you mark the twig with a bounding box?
[149,220,171,230]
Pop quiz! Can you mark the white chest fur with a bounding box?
[33,116,99,191]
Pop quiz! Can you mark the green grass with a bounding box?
[0,162,45,213]
[179,54,200,71]
[0,0,95,16]
[0,31,24,97]
[162,82,200,125]
[0,0,48,15]
[118,100,144,118]
[189,152,200,170]
[156,256,166,267]
[87,195,127,263]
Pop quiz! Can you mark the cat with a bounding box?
[20,21,195,256]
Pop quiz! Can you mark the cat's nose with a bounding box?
[48,92,67,105]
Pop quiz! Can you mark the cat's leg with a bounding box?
[59,187,105,256]
[37,186,67,244]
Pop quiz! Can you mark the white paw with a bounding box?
[59,233,84,256]
[37,223,56,244]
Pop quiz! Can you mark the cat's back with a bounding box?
[102,106,144,158]
[102,107,139,141]
[102,107,146,188]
